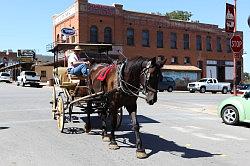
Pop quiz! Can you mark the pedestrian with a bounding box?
[67,45,90,77]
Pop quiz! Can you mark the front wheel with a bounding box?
[57,95,65,132]
[167,86,173,92]
[221,106,239,125]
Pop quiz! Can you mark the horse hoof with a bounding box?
[102,136,110,142]
[136,150,147,159]
[109,142,120,150]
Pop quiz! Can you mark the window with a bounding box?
[206,36,212,51]
[90,25,98,43]
[226,38,232,53]
[157,31,163,48]
[41,71,46,77]
[127,28,134,46]
[142,30,149,47]
[170,32,177,49]
[183,34,189,49]
[71,36,75,43]
[104,27,112,43]
[216,37,222,52]
[171,56,178,64]
[184,57,190,64]
[196,35,202,50]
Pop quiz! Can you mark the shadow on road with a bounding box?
[0,127,10,130]
[117,132,221,159]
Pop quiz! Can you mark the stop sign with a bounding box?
[231,35,243,53]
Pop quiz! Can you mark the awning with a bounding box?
[161,65,202,72]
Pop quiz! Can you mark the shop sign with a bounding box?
[225,3,235,33]
[88,3,115,16]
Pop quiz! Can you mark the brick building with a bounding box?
[52,0,243,85]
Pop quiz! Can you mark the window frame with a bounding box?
[142,30,150,47]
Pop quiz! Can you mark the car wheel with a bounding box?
[221,106,239,125]
[167,86,173,92]
[200,87,206,93]
[222,87,228,94]
[17,82,20,86]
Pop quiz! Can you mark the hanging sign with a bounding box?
[225,3,235,33]
[61,28,75,36]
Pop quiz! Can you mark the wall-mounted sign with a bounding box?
[88,3,115,16]
[225,3,235,33]
[61,28,75,36]
[17,49,35,63]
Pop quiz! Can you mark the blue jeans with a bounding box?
[68,64,89,77]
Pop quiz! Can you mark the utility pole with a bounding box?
[233,0,237,96]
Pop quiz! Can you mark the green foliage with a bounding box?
[243,72,250,83]
[165,10,193,21]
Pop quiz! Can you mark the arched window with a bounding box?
[127,28,134,46]
[90,25,98,43]
[104,27,112,43]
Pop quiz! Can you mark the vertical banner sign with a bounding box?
[225,3,235,33]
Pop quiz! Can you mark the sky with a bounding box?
[0,0,249,72]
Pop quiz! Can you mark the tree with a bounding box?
[165,11,193,21]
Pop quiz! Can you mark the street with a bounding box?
[0,82,250,166]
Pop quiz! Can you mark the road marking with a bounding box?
[214,134,248,141]
[192,133,225,141]
[170,127,191,133]
[186,126,203,130]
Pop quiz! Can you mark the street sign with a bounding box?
[230,35,243,53]
[225,3,235,33]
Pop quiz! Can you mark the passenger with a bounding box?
[67,45,90,77]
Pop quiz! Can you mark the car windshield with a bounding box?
[198,79,208,82]
[1,73,10,76]
[25,72,36,76]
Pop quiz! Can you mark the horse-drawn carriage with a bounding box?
[48,42,165,158]
[48,43,122,133]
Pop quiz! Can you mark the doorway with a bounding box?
[217,66,225,82]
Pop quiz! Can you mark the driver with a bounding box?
[67,45,90,77]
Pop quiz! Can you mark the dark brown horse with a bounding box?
[89,56,165,159]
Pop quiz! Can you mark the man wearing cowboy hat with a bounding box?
[67,45,90,77]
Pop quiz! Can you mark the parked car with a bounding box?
[187,78,231,94]
[17,71,41,87]
[218,91,250,125]
[158,76,175,92]
[0,72,11,83]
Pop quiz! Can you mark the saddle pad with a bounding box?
[97,64,115,81]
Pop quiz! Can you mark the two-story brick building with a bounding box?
[51,0,243,87]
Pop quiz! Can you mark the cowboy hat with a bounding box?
[73,45,83,51]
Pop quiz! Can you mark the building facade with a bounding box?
[52,0,243,83]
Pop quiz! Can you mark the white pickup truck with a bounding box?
[187,78,231,94]
[17,71,41,87]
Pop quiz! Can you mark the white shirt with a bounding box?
[67,52,79,68]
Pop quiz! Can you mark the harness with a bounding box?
[117,60,157,100]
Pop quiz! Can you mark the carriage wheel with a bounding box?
[57,95,65,133]
[51,86,57,120]
[116,107,123,129]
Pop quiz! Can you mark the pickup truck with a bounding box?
[187,78,231,94]
[17,71,41,87]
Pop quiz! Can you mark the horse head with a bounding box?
[140,57,166,105]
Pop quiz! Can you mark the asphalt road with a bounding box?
[0,82,250,166]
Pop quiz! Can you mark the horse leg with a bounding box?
[84,102,92,133]
[101,111,110,142]
[109,107,119,150]
[127,105,147,159]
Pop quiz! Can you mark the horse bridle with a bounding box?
[118,60,158,100]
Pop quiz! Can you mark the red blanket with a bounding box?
[97,64,115,81]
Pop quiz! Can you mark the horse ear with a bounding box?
[150,57,157,65]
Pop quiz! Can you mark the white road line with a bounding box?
[214,134,248,141]
[192,133,225,141]
[170,127,191,133]
[186,126,204,130]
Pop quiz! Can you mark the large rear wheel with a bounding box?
[57,95,65,132]
[51,86,57,120]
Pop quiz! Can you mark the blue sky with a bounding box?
[0,0,249,72]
